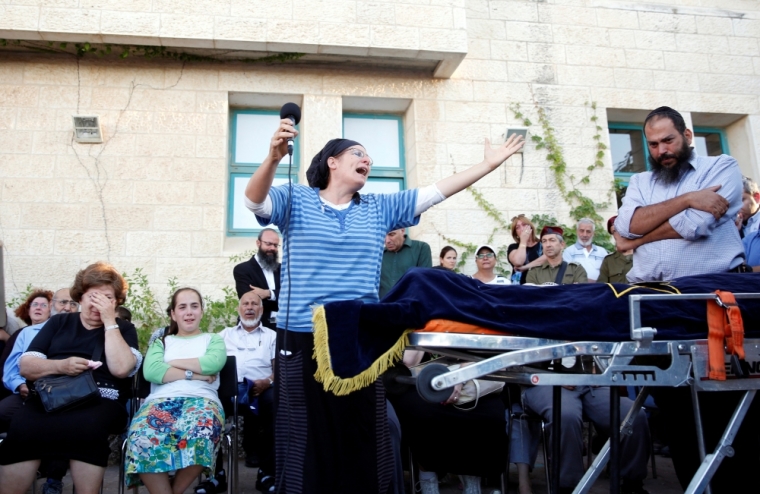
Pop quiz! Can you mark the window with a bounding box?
[343,114,406,193]
[228,110,299,236]
[609,123,728,185]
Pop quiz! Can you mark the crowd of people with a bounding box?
[0,105,758,494]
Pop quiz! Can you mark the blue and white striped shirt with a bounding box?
[255,184,419,332]
[615,150,745,282]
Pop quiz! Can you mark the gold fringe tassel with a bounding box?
[312,305,412,396]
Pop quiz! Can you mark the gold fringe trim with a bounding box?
[606,283,681,298]
[312,305,412,396]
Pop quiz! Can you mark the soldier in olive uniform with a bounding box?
[526,226,588,285]
[597,216,633,284]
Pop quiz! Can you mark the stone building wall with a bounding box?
[1,0,759,297]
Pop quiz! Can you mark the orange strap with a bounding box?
[707,290,745,381]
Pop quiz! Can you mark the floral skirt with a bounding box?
[124,397,225,487]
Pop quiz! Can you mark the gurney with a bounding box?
[312,269,760,494]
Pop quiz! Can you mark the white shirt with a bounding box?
[219,321,276,382]
[562,243,608,281]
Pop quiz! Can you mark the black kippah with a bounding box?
[306,138,361,189]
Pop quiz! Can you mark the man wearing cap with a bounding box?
[380,229,432,298]
[597,217,633,284]
[561,218,607,282]
[526,227,588,285]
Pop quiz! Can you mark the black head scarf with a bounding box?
[306,138,362,190]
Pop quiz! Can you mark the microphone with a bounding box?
[279,102,301,157]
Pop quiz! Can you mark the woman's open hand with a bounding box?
[483,133,525,169]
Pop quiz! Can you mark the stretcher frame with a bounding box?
[406,292,760,494]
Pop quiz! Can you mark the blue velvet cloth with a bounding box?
[322,268,760,380]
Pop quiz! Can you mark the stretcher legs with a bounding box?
[551,386,561,494]
[690,383,711,494]
[685,390,757,494]
[609,386,620,494]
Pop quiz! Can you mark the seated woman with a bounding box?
[507,215,546,285]
[125,287,227,494]
[471,245,509,285]
[0,262,141,494]
[434,246,458,271]
[389,350,507,494]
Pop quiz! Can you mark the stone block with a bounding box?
[467,39,492,60]
[203,206,225,231]
[435,121,491,144]
[446,143,484,164]
[23,62,79,86]
[3,177,63,202]
[526,42,566,64]
[595,8,638,29]
[695,15,734,36]
[420,28,468,53]
[151,112,207,135]
[416,79,474,102]
[154,0,231,16]
[728,36,760,57]
[480,185,540,211]
[503,161,547,189]
[192,231,222,256]
[32,130,73,155]
[130,88,197,113]
[54,154,98,180]
[532,84,591,106]
[97,133,137,157]
[126,231,193,256]
[473,80,532,104]
[0,130,34,155]
[170,158,226,182]
[538,4,598,27]
[194,181,225,205]
[15,107,59,131]
[0,86,39,108]
[395,4,453,29]
[465,0,489,19]
[489,40,526,61]
[699,73,760,95]
[0,107,16,131]
[155,257,232,285]
[608,28,637,48]
[196,91,228,114]
[63,178,134,204]
[614,68,654,90]
[708,54,755,76]
[732,18,760,38]
[99,11,160,37]
[508,62,556,84]
[267,20,321,46]
[634,30,676,51]
[637,12,696,34]
[55,229,126,257]
[195,135,227,158]
[206,113,227,137]
[489,1,538,22]
[467,18,506,40]
[594,88,678,113]
[159,14,215,41]
[39,8,101,33]
[452,59,507,81]
[133,181,195,205]
[230,0,291,19]
[625,48,664,70]
[0,201,22,228]
[557,65,615,87]
[661,50,709,73]
[78,63,165,89]
[2,229,57,256]
[88,87,133,111]
[0,5,41,31]
[566,45,625,67]
[153,206,205,231]
[134,134,196,158]
[93,204,155,230]
[505,21,552,43]
[443,101,507,123]
[675,92,758,115]
[446,208,502,235]
[39,85,83,110]
[318,23,371,49]
[675,33,729,55]
[552,25,610,47]
[82,0,153,12]
[357,2,395,25]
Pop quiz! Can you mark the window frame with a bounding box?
[693,126,730,156]
[342,112,407,190]
[227,109,300,236]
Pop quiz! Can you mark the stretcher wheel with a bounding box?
[416,363,453,403]
[383,363,412,395]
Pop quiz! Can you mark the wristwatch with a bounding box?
[185,370,193,380]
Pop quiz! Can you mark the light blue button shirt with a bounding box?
[3,321,46,394]
[562,243,608,281]
[615,150,745,282]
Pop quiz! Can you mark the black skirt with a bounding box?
[0,397,127,467]
[274,330,393,494]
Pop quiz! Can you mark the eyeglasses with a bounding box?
[53,299,79,309]
[259,240,279,248]
[30,302,49,309]
[476,253,495,259]
[345,148,373,166]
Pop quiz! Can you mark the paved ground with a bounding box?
[27,448,684,494]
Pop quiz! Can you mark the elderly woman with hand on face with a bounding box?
[124,287,227,494]
[244,117,523,492]
[0,262,140,494]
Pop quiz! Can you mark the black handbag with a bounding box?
[34,337,103,413]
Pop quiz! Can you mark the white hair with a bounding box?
[577,218,595,231]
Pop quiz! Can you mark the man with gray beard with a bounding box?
[217,291,276,491]
[233,228,281,329]
[562,218,607,282]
